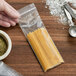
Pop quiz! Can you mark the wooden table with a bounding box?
[0,0,76,76]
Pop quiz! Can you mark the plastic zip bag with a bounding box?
[18,3,64,72]
[0,61,22,76]
[18,3,44,36]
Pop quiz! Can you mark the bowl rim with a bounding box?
[0,30,12,60]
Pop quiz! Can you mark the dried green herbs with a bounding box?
[0,36,7,56]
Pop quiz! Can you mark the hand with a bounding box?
[0,0,20,27]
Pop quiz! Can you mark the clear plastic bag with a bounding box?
[18,3,64,72]
[18,3,45,36]
[0,61,22,76]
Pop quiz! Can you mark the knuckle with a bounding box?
[0,14,5,20]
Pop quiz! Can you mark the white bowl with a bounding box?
[0,30,12,60]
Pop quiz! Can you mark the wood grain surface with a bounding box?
[0,0,76,76]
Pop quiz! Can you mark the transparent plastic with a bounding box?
[18,3,44,36]
[18,3,64,72]
[0,61,22,76]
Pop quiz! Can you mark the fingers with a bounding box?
[0,0,20,27]
[8,20,16,26]
[3,1,20,19]
[0,20,10,27]
[0,12,19,23]
[0,14,16,26]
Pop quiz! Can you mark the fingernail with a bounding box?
[12,22,16,26]
[9,20,16,26]
[14,11,20,18]
[6,24,11,27]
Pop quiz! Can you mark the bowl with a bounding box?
[0,30,12,60]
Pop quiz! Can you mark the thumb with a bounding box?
[3,1,20,19]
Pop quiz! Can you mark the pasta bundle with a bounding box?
[27,28,64,72]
